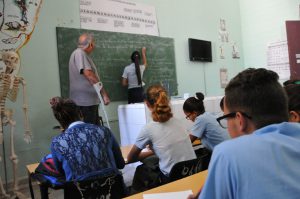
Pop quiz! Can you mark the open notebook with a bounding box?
[143,190,193,199]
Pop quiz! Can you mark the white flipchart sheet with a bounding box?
[266,41,290,79]
[80,0,159,36]
[143,190,193,199]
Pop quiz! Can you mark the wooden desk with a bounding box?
[124,170,208,199]
[27,144,206,198]
[122,141,201,163]
[26,142,201,175]
[26,163,40,199]
[26,145,134,199]
[26,145,134,175]
[27,163,39,175]
[121,144,133,162]
[193,139,201,146]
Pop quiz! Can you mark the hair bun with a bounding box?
[195,92,204,101]
[50,97,61,107]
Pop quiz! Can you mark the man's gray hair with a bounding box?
[78,33,94,49]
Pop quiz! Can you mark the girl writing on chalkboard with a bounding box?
[122,47,147,104]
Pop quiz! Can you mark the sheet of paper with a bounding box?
[143,190,193,199]
[142,148,151,152]
[266,41,290,79]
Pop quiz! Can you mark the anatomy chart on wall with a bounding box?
[219,19,229,43]
[0,0,42,71]
[267,41,290,80]
[220,68,228,88]
[80,0,159,36]
[219,45,225,59]
[217,18,241,60]
[232,42,240,59]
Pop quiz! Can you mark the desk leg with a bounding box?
[28,174,35,199]
[39,184,49,199]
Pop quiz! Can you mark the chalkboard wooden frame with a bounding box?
[56,27,178,101]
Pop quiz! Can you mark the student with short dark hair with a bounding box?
[219,96,224,111]
[197,68,300,199]
[283,79,300,86]
[183,92,229,151]
[283,80,300,123]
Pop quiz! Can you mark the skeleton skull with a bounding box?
[1,51,20,75]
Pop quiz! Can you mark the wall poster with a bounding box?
[80,0,159,36]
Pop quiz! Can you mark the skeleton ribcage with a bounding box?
[0,73,20,116]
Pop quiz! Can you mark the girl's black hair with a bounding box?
[131,51,142,85]
[183,92,205,114]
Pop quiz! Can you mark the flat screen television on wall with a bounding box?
[188,38,212,62]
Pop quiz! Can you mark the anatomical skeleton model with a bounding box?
[0,51,31,198]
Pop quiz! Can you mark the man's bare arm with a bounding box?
[83,69,110,105]
[82,69,99,84]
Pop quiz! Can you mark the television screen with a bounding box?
[188,38,212,62]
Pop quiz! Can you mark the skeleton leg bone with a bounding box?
[0,176,10,198]
[6,109,27,199]
[0,136,10,198]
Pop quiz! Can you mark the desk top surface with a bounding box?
[27,140,201,174]
[27,163,39,174]
[124,170,208,199]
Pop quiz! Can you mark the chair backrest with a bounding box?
[168,154,210,182]
[64,174,125,199]
[194,147,212,170]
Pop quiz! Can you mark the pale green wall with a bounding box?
[1,0,244,181]
[0,0,245,180]
[239,0,300,70]
[136,0,244,96]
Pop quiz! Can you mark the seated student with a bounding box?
[283,78,300,86]
[219,96,224,111]
[127,85,196,192]
[283,79,300,122]
[194,68,300,199]
[183,92,230,151]
[49,97,125,181]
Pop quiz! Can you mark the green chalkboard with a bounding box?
[56,27,178,101]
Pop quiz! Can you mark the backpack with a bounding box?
[33,154,66,187]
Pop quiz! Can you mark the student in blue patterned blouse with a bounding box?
[49,97,125,181]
